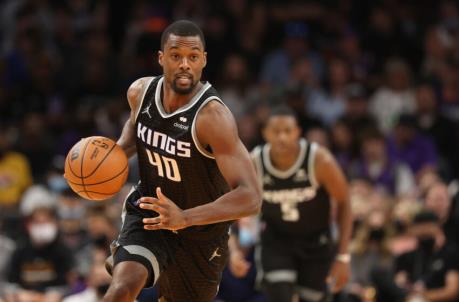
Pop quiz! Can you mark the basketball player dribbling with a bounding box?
[102,20,262,302]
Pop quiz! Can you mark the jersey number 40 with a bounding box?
[146,150,181,182]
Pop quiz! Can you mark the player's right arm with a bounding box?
[117,77,153,158]
[314,146,352,293]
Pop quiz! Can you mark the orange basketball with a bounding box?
[64,136,129,201]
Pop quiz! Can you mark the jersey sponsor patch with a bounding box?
[293,168,308,182]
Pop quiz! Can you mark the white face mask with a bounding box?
[29,222,58,245]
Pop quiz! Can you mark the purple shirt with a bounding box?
[386,134,438,174]
[351,158,398,194]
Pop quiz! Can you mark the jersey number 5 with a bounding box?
[146,150,181,182]
[280,203,300,222]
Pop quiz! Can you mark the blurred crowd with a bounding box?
[1,0,459,301]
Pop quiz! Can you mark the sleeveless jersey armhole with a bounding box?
[308,142,319,188]
[251,146,264,187]
[191,97,227,159]
[134,77,156,123]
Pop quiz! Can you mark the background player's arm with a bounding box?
[116,77,153,158]
[314,147,352,292]
[315,147,352,255]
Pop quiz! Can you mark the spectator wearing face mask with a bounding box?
[424,181,459,247]
[63,247,112,302]
[347,209,394,302]
[372,211,459,302]
[4,185,75,301]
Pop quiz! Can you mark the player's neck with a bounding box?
[162,81,203,113]
[270,142,301,171]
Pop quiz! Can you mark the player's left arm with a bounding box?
[185,101,262,223]
[140,101,262,230]
[314,146,353,293]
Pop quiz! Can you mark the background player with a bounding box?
[230,106,352,302]
[102,20,261,302]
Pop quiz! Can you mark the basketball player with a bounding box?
[102,20,261,302]
[230,107,352,302]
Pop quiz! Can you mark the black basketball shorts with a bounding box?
[105,188,229,302]
[256,230,335,301]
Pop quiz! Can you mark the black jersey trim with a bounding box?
[154,77,212,118]
[191,96,227,159]
[308,142,319,187]
[262,139,307,179]
[134,77,156,122]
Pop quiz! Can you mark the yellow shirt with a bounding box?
[0,152,33,205]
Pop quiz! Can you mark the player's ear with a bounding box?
[293,124,302,139]
[158,50,164,67]
[261,125,269,142]
[202,51,207,68]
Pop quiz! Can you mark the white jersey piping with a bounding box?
[154,77,212,118]
[191,96,227,159]
[308,142,319,187]
[262,139,307,179]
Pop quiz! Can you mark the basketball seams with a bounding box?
[65,136,129,201]
[66,164,128,186]
[79,137,92,199]
[75,190,122,195]
[66,139,86,178]
[82,142,117,179]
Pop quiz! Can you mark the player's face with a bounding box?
[158,34,207,95]
[263,115,301,154]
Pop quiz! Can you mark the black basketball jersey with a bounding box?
[134,76,231,238]
[252,139,331,237]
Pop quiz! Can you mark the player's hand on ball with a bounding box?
[326,260,350,293]
[140,187,189,231]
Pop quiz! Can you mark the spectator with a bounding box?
[369,58,416,133]
[330,119,355,172]
[308,58,350,125]
[414,81,458,178]
[305,125,330,148]
[16,113,55,181]
[421,26,453,79]
[341,82,377,133]
[260,21,324,89]
[387,114,438,177]
[0,123,32,209]
[283,83,322,134]
[216,53,259,120]
[217,218,265,302]
[338,30,373,83]
[5,186,74,300]
[0,220,15,297]
[424,182,459,245]
[350,128,415,195]
[62,247,112,302]
[348,208,394,302]
[373,211,459,302]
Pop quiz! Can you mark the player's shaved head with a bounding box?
[161,20,205,50]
